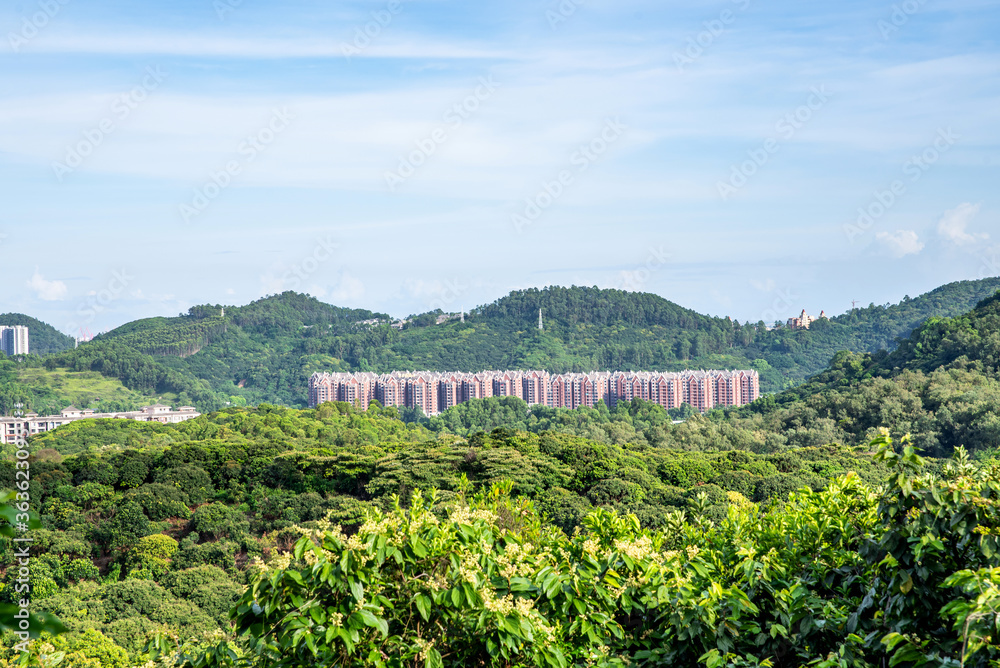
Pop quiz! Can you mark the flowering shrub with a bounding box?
[145,433,1000,668]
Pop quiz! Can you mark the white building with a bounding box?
[0,404,200,445]
[0,325,29,356]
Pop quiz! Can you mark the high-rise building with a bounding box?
[308,368,759,415]
[0,326,29,356]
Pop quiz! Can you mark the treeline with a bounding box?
[0,402,891,665]
[10,280,1000,413]
[148,439,1000,668]
[420,291,1000,460]
[0,314,75,355]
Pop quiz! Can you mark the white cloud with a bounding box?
[25,269,68,301]
[937,202,987,245]
[876,230,924,258]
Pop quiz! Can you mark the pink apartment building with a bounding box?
[309,368,760,415]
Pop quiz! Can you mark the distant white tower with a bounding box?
[460,310,465,323]
[538,308,544,331]
[221,308,225,318]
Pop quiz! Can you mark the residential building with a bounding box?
[786,309,827,330]
[308,368,759,415]
[0,325,29,356]
[0,404,200,445]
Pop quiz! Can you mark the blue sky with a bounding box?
[1,0,998,335]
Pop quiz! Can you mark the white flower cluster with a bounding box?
[413,637,435,661]
[479,588,515,615]
[359,515,402,536]
[613,535,654,561]
[458,554,482,584]
[497,541,535,579]
[450,506,497,525]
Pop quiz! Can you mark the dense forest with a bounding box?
[3,279,999,415]
[414,289,1000,460]
[0,315,75,356]
[4,283,1000,665]
[0,401,888,667]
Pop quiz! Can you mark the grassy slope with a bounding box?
[15,367,166,409]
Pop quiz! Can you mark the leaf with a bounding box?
[425,647,444,668]
[899,571,914,594]
[359,609,389,637]
[415,594,432,622]
[350,579,364,602]
[411,538,428,558]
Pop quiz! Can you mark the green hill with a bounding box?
[0,313,76,355]
[16,279,1000,412]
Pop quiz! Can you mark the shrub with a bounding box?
[190,503,248,541]
[155,464,215,505]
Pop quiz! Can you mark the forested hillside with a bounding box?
[5,288,1000,665]
[724,289,1000,458]
[4,279,1000,414]
[428,290,1000,459]
[0,402,889,666]
[7,402,1000,665]
[0,314,75,355]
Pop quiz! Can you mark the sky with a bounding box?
[1,0,999,335]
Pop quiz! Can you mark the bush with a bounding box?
[127,483,191,521]
[161,565,244,624]
[190,503,248,541]
[155,464,215,505]
[101,500,153,551]
[125,534,178,578]
[65,558,100,582]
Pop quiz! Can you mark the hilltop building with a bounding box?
[309,368,759,415]
[0,404,200,445]
[786,309,826,330]
[0,325,29,356]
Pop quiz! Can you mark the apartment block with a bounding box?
[309,368,760,415]
[786,309,827,330]
[0,404,200,445]
[0,325,29,356]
